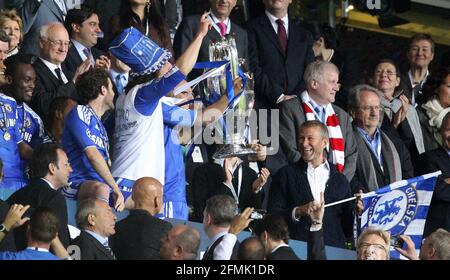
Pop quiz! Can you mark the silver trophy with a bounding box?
[206,35,257,159]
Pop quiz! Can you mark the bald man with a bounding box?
[160,225,201,260]
[110,177,172,260]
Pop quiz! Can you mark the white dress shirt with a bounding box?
[71,39,95,64]
[209,12,231,36]
[265,10,289,37]
[40,57,68,84]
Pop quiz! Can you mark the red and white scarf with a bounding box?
[301,91,345,172]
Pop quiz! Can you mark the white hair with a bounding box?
[39,22,65,39]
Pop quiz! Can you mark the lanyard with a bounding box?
[87,105,110,165]
[209,14,230,35]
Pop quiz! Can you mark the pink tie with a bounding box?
[217,22,227,37]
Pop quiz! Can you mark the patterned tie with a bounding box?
[217,22,227,37]
[276,19,287,54]
[103,243,116,260]
[83,48,95,64]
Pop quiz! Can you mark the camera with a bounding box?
[391,237,404,248]
[250,209,266,220]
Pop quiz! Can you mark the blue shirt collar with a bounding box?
[84,230,109,246]
[357,127,380,142]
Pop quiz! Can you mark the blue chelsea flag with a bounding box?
[360,171,440,259]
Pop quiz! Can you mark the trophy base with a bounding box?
[213,144,257,160]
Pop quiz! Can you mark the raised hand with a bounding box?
[197,12,212,37]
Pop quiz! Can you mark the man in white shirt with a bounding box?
[268,120,354,248]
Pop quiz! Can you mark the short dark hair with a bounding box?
[30,143,62,179]
[29,207,60,243]
[64,7,97,36]
[309,23,338,50]
[47,96,77,129]
[0,28,10,44]
[409,33,435,53]
[76,68,110,104]
[422,67,450,103]
[204,195,237,226]
[238,236,266,260]
[298,120,329,141]
[4,53,37,76]
[253,214,290,244]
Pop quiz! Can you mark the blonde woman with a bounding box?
[0,9,23,57]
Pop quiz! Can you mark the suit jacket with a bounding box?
[278,97,358,182]
[267,245,300,260]
[7,178,70,250]
[71,231,115,260]
[419,147,450,236]
[351,125,403,193]
[110,209,172,260]
[19,0,66,56]
[31,58,78,124]
[173,14,248,81]
[0,199,16,252]
[63,44,105,74]
[246,15,315,109]
[202,234,240,260]
[191,162,262,222]
[268,160,354,248]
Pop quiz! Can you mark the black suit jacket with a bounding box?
[110,209,172,260]
[173,14,248,81]
[246,15,314,109]
[71,231,115,260]
[7,178,70,250]
[0,199,16,252]
[191,162,262,222]
[31,58,79,124]
[63,44,105,74]
[268,160,354,248]
[267,245,300,260]
[419,147,450,236]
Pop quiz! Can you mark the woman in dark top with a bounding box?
[109,0,174,63]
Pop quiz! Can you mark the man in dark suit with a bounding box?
[71,198,117,260]
[63,7,107,74]
[268,121,354,248]
[252,214,300,260]
[110,177,172,260]
[246,0,314,109]
[31,22,89,124]
[173,0,248,81]
[202,195,240,260]
[419,112,450,237]
[7,143,72,250]
[279,61,357,182]
[191,157,268,222]
[17,0,67,56]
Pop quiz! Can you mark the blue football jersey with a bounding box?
[17,103,44,148]
[0,93,24,181]
[62,105,110,186]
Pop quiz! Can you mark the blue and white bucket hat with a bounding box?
[109,27,172,77]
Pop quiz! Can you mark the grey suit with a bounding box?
[278,95,357,182]
[19,0,66,56]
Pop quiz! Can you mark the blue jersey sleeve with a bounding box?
[134,67,186,116]
[65,109,97,150]
[13,104,22,144]
[162,103,196,127]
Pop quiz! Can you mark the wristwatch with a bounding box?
[0,223,9,234]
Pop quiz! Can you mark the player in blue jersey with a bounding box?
[161,79,243,220]
[0,93,33,199]
[3,55,44,182]
[62,68,124,211]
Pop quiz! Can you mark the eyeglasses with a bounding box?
[358,105,383,113]
[44,38,71,48]
[374,70,397,77]
[358,242,387,252]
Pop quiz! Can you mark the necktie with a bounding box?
[83,48,95,64]
[276,19,287,54]
[115,74,125,95]
[217,22,227,37]
[104,243,116,260]
[54,68,64,84]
